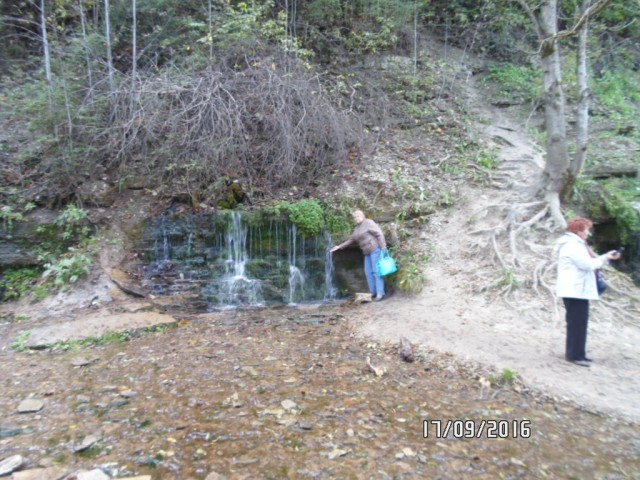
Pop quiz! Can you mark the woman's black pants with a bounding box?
[562,297,589,361]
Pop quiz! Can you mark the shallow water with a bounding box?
[1,306,638,479]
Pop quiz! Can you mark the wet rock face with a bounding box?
[0,240,38,268]
[134,211,366,309]
[0,209,58,269]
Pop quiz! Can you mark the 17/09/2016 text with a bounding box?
[423,419,531,439]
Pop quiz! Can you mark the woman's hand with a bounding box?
[330,246,340,253]
[606,250,621,261]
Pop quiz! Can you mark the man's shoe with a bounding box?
[568,359,590,367]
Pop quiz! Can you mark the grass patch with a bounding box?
[11,330,30,351]
[47,324,178,352]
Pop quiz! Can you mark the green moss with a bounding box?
[274,199,325,238]
[575,177,640,243]
[1,268,41,302]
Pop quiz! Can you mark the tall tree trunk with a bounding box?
[413,0,418,78]
[572,0,591,182]
[131,0,137,82]
[536,0,570,226]
[537,1,570,194]
[104,0,114,95]
[39,0,52,86]
[78,0,94,94]
[207,0,213,61]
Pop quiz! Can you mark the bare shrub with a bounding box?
[73,57,363,198]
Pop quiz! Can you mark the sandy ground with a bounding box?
[354,79,640,422]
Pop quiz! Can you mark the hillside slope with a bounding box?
[353,39,640,421]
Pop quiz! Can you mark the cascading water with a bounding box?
[218,212,264,307]
[139,211,340,309]
[324,231,338,300]
[286,223,305,304]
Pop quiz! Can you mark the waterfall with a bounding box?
[286,223,305,304]
[218,211,264,308]
[139,211,342,309]
[288,265,305,305]
[324,231,337,300]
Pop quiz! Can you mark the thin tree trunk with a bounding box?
[131,0,137,82]
[78,0,94,93]
[39,0,52,86]
[284,0,289,54]
[573,0,591,180]
[207,0,213,61]
[413,0,418,78]
[104,0,114,94]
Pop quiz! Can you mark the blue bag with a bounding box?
[377,249,397,277]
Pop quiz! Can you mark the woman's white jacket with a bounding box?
[555,233,608,300]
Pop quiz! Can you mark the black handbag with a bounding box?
[595,270,608,295]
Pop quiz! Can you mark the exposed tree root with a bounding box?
[470,194,639,328]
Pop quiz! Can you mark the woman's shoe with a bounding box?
[374,294,384,302]
[568,359,590,367]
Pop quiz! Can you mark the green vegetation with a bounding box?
[46,324,177,352]
[41,243,96,288]
[75,446,102,458]
[0,0,638,301]
[37,205,96,288]
[0,206,25,232]
[393,248,428,295]
[501,368,517,386]
[484,64,541,104]
[475,148,499,171]
[488,368,518,387]
[575,178,640,244]
[323,207,353,236]
[283,200,325,238]
[1,268,41,301]
[497,268,520,289]
[1,205,100,298]
[10,330,30,352]
[591,70,640,124]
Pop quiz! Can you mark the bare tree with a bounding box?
[38,0,52,86]
[77,0,94,92]
[104,0,114,94]
[131,0,137,82]
[207,0,213,61]
[412,0,418,78]
[573,0,592,184]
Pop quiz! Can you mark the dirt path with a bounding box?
[355,76,640,422]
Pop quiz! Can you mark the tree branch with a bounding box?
[554,0,611,41]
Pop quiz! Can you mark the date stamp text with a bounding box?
[423,419,531,439]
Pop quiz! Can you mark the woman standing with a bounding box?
[331,210,387,301]
[556,217,621,367]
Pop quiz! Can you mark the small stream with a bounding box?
[137,211,360,309]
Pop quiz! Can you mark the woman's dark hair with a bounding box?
[566,217,593,234]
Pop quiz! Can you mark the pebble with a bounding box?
[17,399,44,413]
[0,455,23,476]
